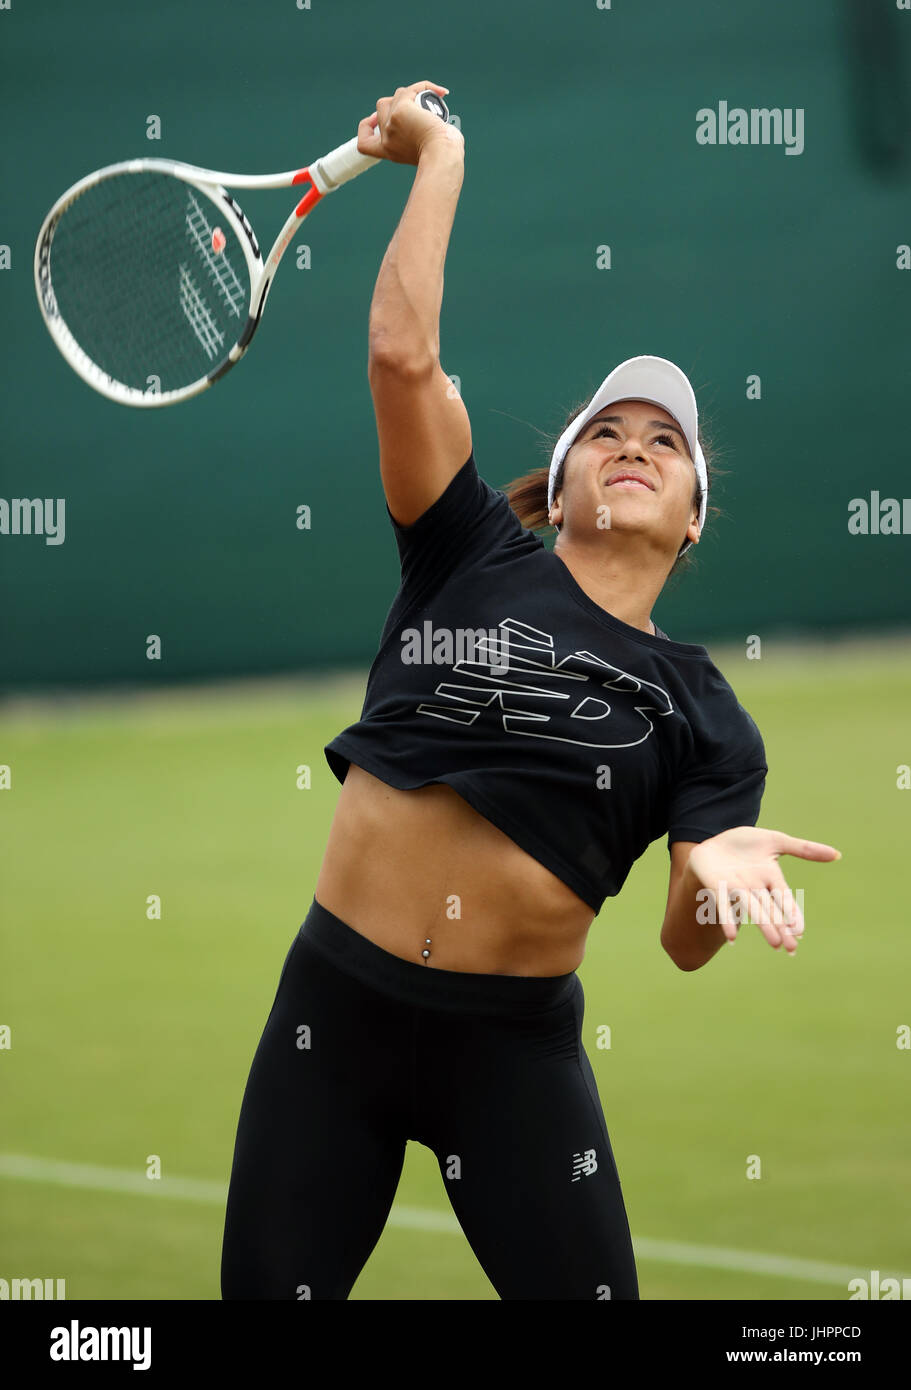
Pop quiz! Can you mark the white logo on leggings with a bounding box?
[572,1148,598,1180]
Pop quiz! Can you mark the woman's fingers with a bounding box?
[762,866,804,937]
[765,830,842,862]
[724,873,806,953]
[721,879,751,941]
[734,885,780,948]
[749,874,803,953]
[356,112,380,151]
[402,81,450,96]
[714,881,740,940]
[778,877,804,935]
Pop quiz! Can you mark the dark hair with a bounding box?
[502,393,727,583]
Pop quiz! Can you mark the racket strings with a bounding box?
[182,191,247,321]
[45,172,251,393]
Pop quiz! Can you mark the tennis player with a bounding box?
[220,80,841,1301]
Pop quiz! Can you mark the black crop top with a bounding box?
[324,453,767,914]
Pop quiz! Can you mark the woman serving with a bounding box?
[220,80,840,1301]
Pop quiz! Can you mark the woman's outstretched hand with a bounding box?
[687,827,841,954]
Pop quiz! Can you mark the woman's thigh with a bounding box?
[418,976,639,1301]
[220,931,412,1300]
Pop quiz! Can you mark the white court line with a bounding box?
[0,1153,903,1289]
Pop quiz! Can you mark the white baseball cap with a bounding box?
[547,355,708,556]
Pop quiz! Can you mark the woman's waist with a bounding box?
[315,764,595,974]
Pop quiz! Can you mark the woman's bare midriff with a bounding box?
[314,763,596,976]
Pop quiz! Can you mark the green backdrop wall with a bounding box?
[2,0,909,689]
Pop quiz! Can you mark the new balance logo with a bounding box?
[416,618,673,749]
[572,1148,598,1181]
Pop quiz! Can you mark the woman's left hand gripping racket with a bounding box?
[33,88,450,407]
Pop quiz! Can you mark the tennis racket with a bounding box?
[34,89,450,408]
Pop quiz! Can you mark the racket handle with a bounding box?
[309,90,451,194]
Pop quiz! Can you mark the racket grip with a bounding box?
[309,90,451,194]
[309,138,380,194]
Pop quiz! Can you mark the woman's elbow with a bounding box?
[367,341,437,380]
[661,933,708,972]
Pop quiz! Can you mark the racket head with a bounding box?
[34,159,264,407]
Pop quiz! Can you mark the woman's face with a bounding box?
[552,398,700,557]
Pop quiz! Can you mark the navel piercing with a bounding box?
[421,937,431,962]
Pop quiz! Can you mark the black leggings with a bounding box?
[220,897,639,1300]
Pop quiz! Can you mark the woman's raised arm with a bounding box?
[359,81,472,526]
